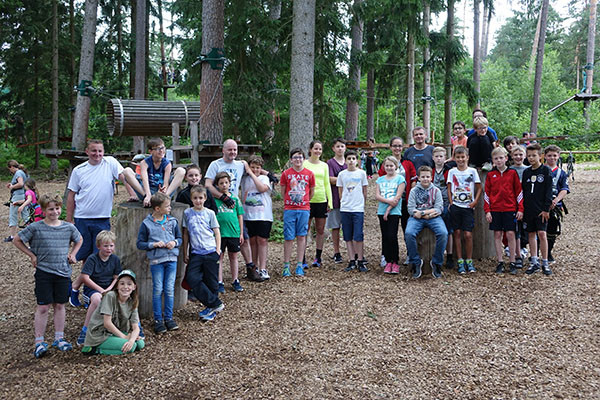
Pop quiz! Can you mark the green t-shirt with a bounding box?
[215,196,244,238]
[83,291,139,347]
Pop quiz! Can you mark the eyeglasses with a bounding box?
[152,146,166,151]
[291,156,304,160]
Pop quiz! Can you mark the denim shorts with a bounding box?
[340,211,364,242]
[283,209,310,241]
[325,208,342,229]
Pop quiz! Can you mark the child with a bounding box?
[447,146,482,274]
[484,147,524,275]
[213,171,245,291]
[176,164,218,214]
[181,185,225,322]
[5,160,28,242]
[511,146,529,266]
[81,269,145,355]
[405,166,448,279]
[375,157,406,274]
[522,143,553,275]
[18,178,44,225]
[432,147,455,269]
[326,138,347,264]
[136,192,182,333]
[242,155,273,279]
[466,116,495,171]
[451,121,467,150]
[13,194,83,358]
[544,145,569,265]
[75,230,122,346]
[503,136,519,166]
[337,150,369,272]
[122,137,185,207]
[280,148,315,277]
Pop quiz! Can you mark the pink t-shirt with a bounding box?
[280,167,315,210]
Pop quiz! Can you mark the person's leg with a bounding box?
[240,241,252,265]
[218,251,224,282]
[283,210,295,265]
[249,237,259,266]
[427,218,448,265]
[345,240,355,260]
[165,167,186,197]
[163,261,177,321]
[464,231,473,259]
[53,303,66,338]
[188,253,220,308]
[124,179,138,201]
[506,231,516,262]
[378,215,389,261]
[229,251,239,282]
[74,218,93,262]
[284,240,293,263]
[314,217,326,259]
[404,218,423,264]
[8,203,18,237]
[453,230,463,260]
[257,237,269,270]
[121,167,145,196]
[84,292,102,327]
[150,263,165,321]
[97,335,140,355]
[388,215,400,263]
[494,230,504,262]
[538,230,548,260]
[528,231,538,260]
[353,212,365,260]
[296,236,307,265]
[34,304,50,341]
[332,228,341,254]
[71,275,84,291]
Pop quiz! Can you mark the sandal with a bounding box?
[52,338,73,352]
[34,342,49,358]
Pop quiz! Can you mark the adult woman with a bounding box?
[5,160,28,242]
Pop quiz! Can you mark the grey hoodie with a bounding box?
[136,214,182,264]
[407,182,443,217]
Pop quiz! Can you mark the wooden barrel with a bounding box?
[113,201,188,319]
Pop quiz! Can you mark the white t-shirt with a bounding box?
[446,167,481,208]
[182,208,219,255]
[68,156,124,218]
[337,169,368,212]
[205,158,246,197]
[241,175,273,221]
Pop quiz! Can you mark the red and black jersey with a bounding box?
[484,167,524,213]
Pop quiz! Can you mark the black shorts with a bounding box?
[245,220,272,239]
[35,269,70,305]
[449,204,475,232]
[221,237,241,253]
[523,213,548,232]
[310,202,328,219]
[490,211,517,232]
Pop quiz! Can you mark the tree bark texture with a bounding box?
[584,0,597,129]
[69,0,76,109]
[199,0,225,145]
[480,1,488,65]
[529,9,542,76]
[366,68,375,141]
[443,0,455,150]
[289,0,316,153]
[265,0,282,146]
[529,0,550,136]
[473,0,481,108]
[71,0,98,152]
[406,30,415,142]
[133,0,147,153]
[481,2,492,62]
[422,0,431,137]
[344,0,364,141]
[51,0,59,172]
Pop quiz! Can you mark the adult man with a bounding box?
[402,126,435,171]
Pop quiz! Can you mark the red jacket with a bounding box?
[484,167,524,213]
[378,159,416,199]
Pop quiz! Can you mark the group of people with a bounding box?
[9,110,570,358]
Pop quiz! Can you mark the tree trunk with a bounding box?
[289,0,316,153]
[133,0,147,153]
[130,0,136,99]
[481,3,492,62]
[71,0,99,152]
[422,0,431,136]
[473,0,481,108]
[406,30,415,142]
[480,1,488,66]
[51,0,59,173]
[69,0,76,109]
[117,0,123,94]
[144,0,150,100]
[529,9,542,76]
[265,0,282,146]
[584,0,597,130]
[344,0,364,141]
[158,0,168,100]
[444,0,455,151]
[529,0,550,136]
[199,0,225,145]
[366,69,375,141]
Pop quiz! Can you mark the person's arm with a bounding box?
[374,184,387,203]
[136,222,153,250]
[213,227,221,255]
[362,185,368,203]
[205,177,222,199]
[104,276,118,292]
[103,314,128,339]
[245,164,270,193]
[18,194,33,213]
[324,165,333,209]
[484,174,492,221]
[309,186,315,201]
[81,274,106,293]
[182,227,190,264]
[471,182,482,209]
[446,182,453,206]
[160,162,173,193]
[407,190,418,218]
[337,186,343,201]
[13,234,37,267]
[66,190,76,223]
[139,161,152,206]
[68,236,83,264]
[10,175,24,190]
[238,214,244,245]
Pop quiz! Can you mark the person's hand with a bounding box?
[240,234,244,246]
[30,254,37,268]
[383,211,389,221]
[485,212,492,223]
[550,198,558,210]
[143,194,152,207]
[153,241,165,248]
[165,240,175,250]
[243,160,250,173]
[17,205,24,213]
[121,339,135,353]
[540,211,549,222]
[184,254,189,264]
[468,201,477,209]
[220,194,235,208]
[414,211,421,219]
[158,184,167,194]
[67,253,77,264]
[5,183,10,189]
[389,198,399,207]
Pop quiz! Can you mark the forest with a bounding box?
[0,0,598,172]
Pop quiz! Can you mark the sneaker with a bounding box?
[218,282,225,293]
[260,269,270,280]
[525,263,540,275]
[548,255,556,265]
[504,246,510,257]
[165,319,179,331]
[542,264,553,276]
[509,262,518,275]
[362,257,369,265]
[344,260,356,272]
[282,265,291,277]
[515,257,524,269]
[69,289,82,307]
[154,320,167,334]
[482,162,492,171]
[466,260,476,273]
[431,261,442,278]
[202,311,217,322]
[411,259,423,279]
[34,342,49,359]
[246,265,265,282]
[3,236,13,242]
[52,338,73,351]
[457,259,466,275]
[199,303,225,320]
[312,258,322,268]
[232,279,244,292]
[403,257,409,266]
[445,257,455,269]
[391,263,400,274]
[380,255,387,267]
[521,248,529,259]
[333,253,343,264]
[76,328,87,346]
[358,260,368,272]
[302,263,309,270]
[138,323,145,339]
[295,264,305,276]
[495,262,505,274]
[383,263,393,274]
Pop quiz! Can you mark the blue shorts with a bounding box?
[82,286,102,305]
[341,211,364,242]
[74,218,111,261]
[134,174,175,200]
[283,209,310,241]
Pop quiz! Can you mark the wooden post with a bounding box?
[171,122,180,165]
[472,170,495,259]
[190,121,199,166]
[113,201,188,319]
[417,229,436,275]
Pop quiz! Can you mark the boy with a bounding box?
[241,155,273,280]
[280,148,315,277]
[484,147,523,275]
[466,116,495,171]
[181,185,224,322]
[122,137,186,207]
[405,166,448,279]
[213,172,245,291]
[326,138,347,264]
[511,146,529,266]
[176,164,218,214]
[337,150,369,272]
[447,146,482,274]
[522,143,553,275]
[75,230,122,345]
[13,194,83,358]
[503,136,519,166]
[136,192,182,333]
[432,146,455,269]
[544,145,569,265]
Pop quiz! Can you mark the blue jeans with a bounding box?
[405,216,448,265]
[186,252,221,309]
[150,261,177,321]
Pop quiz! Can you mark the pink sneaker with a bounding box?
[384,263,393,274]
[391,263,400,274]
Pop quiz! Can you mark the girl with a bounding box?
[81,269,145,355]
[176,164,218,214]
[5,160,28,242]
[18,178,44,225]
[375,157,406,274]
[303,140,333,268]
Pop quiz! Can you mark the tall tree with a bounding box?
[133,0,147,152]
[422,0,431,136]
[481,0,493,62]
[406,29,415,140]
[365,22,375,141]
[529,0,550,135]
[584,0,597,129]
[473,0,481,108]
[51,0,59,172]
[344,0,364,140]
[289,0,316,152]
[265,0,282,146]
[444,0,455,147]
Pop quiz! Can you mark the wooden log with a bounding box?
[472,170,496,260]
[113,201,188,319]
[417,228,436,275]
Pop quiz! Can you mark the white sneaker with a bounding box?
[260,269,270,280]
[504,246,510,257]
[380,255,387,267]
[482,162,492,171]
[521,248,529,259]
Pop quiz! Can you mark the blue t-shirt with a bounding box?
[376,175,406,215]
[182,208,220,255]
[144,156,170,193]
[81,253,122,289]
[402,145,434,171]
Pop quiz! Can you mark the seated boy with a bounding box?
[405,166,448,279]
[467,116,495,171]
